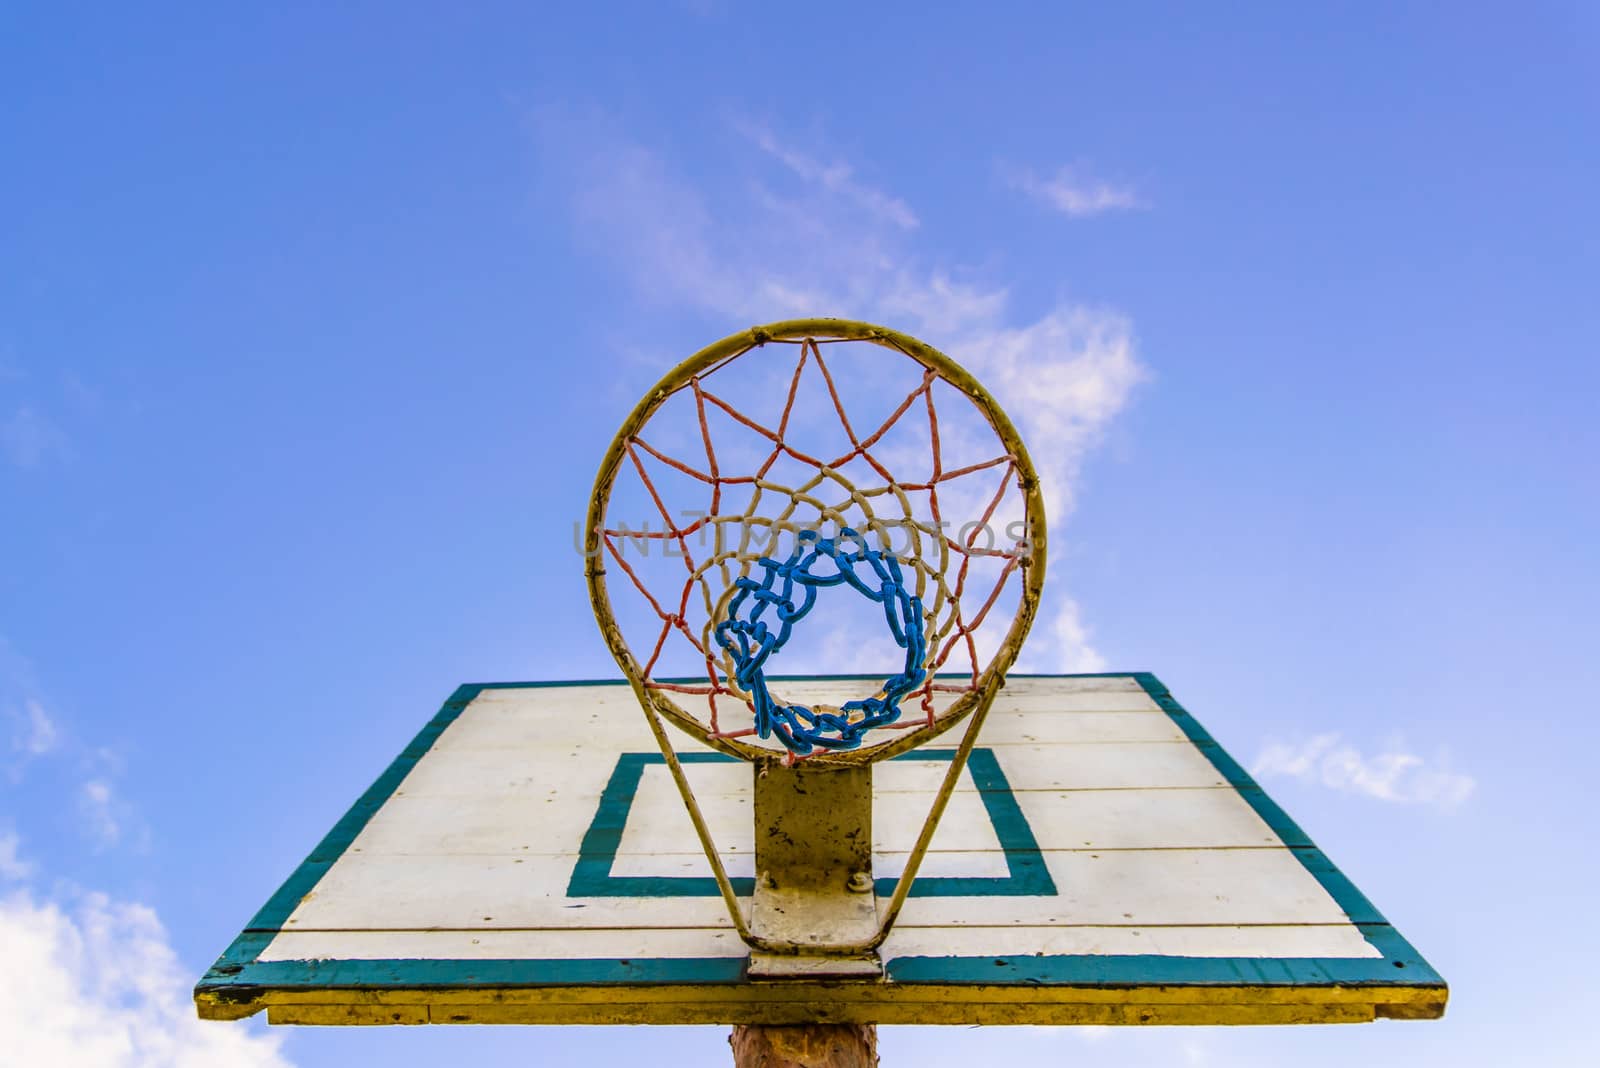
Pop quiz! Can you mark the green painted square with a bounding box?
[566,748,1057,899]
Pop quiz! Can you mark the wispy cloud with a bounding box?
[950,307,1145,522]
[79,779,124,849]
[4,641,146,849]
[559,120,905,322]
[738,121,920,230]
[1252,733,1476,809]
[5,648,63,780]
[1004,163,1143,218]
[11,699,58,756]
[542,114,1145,669]
[0,839,293,1067]
[1035,597,1108,674]
[1,661,218,1061]
[0,830,31,881]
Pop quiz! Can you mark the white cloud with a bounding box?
[874,283,1146,676]
[13,698,59,756]
[80,780,122,848]
[546,115,1146,671]
[739,121,920,230]
[3,646,147,854]
[1004,164,1143,218]
[1030,596,1108,674]
[560,128,904,322]
[0,830,31,881]
[5,673,64,782]
[950,307,1145,524]
[0,877,293,1068]
[1252,733,1476,809]
[0,651,268,1063]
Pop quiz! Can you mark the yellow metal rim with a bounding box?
[583,318,1049,767]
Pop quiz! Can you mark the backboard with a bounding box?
[194,673,1446,1026]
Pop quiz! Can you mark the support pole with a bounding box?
[730,1024,878,1067]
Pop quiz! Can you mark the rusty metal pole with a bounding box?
[729,1024,878,1067]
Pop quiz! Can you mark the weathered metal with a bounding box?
[748,761,880,977]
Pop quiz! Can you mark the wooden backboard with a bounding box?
[194,674,1446,1026]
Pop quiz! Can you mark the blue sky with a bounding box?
[2,2,1596,1064]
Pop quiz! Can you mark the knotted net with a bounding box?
[585,320,1046,765]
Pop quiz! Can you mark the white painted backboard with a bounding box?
[195,674,1446,1026]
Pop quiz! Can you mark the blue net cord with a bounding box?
[713,527,928,756]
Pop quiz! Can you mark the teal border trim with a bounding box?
[888,673,1443,988]
[565,748,1056,899]
[196,675,1445,1004]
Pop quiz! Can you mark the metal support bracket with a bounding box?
[747,759,883,979]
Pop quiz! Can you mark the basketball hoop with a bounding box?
[585,318,1047,968]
